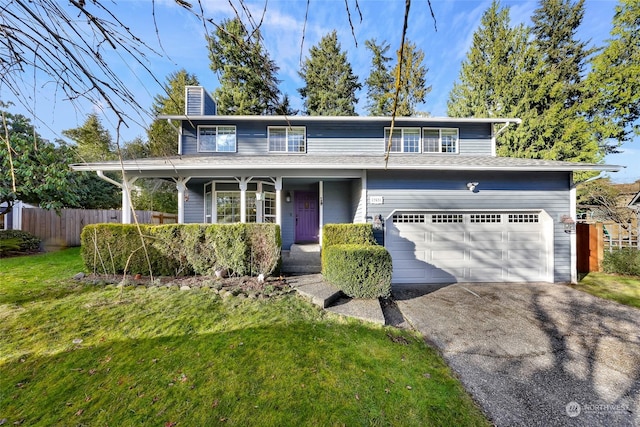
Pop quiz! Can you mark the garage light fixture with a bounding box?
[467,182,479,192]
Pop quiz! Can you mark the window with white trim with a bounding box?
[423,128,459,153]
[268,126,306,153]
[198,126,236,152]
[385,128,421,153]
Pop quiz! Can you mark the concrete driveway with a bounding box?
[394,283,640,426]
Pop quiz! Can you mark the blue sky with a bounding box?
[1,0,637,182]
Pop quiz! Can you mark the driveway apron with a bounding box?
[394,283,640,426]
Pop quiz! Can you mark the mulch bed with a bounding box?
[77,273,292,298]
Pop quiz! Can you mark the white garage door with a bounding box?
[386,211,554,284]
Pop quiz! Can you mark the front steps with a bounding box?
[281,243,321,274]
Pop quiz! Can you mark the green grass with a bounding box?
[575,272,640,308]
[0,249,489,426]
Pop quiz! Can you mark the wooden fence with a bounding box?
[21,208,177,247]
[602,222,639,251]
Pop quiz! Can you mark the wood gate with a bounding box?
[576,223,604,273]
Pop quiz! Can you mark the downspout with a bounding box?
[491,121,515,157]
[165,118,182,155]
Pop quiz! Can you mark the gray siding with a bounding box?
[367,170,572,282]
[180,119,495,156]
[323,181,354,224]
[184,183,205,223]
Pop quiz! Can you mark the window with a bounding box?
[385,128,420,153]
[198,126,236,152]
[392,213,426,223]
[431,214,463,223]
[264,192,276,223]
[508,214,539,223]
[423,128,458,153]
[268,126,306,153]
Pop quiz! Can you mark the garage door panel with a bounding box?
[388,211,552,284]
[469,232,505,242]
[508,231,542,242]
[431,250,465,260]
[470,250,504,261]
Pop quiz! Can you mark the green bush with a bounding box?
[0,230,41,254]
[321,224,376,271]
[81,223,281,277]
[603,248,640,276]
[323,244,392,299]
[322,223,376,248]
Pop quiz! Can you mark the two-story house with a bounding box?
[72,86,621,286]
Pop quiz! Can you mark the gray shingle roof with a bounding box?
[72,154,621,174]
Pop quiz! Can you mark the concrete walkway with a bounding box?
[287,274,385,325]
[394,283,640,426]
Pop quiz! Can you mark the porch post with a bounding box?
[319,180,324,244]
[570,175,577,284]
[121,176,138,224]
[274,177,282,227]
[238,177,248,223]
[176,177,192,224]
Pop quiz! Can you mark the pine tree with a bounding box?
[148,69,199,157]
[298,31,361,116]
[364,39,393,116]
[62,113,115,162]
[586,0,640,147]
[365,38,430,116]
[393,41,430,117]
[208,18,281,115]
[448,0,532,118]
[448,0,601,165]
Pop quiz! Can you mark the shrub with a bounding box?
[208,224,249,276]
[322,223,376,248]
[603,248,640,276]
[0,230,41,254]
[321,224,376,271]
[248,223,282,276]
[81,223,281,277]
[323,244,392,299]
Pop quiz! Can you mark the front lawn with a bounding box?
[0,249,489,426]
[575,272,640,308]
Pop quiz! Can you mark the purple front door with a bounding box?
[294,191,319,243]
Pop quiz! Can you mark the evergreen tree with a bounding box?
[586,0,640,147]
[208,18,281,115]
[448,0,532,118]
[364,39,393,116]
[298,31,361,116]
[393,41,430,117]
[62,113,115,162]
[448,0,601,164]
[148,70,200,157]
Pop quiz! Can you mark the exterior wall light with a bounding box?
[285,192,291,203]
[561,215,576,234]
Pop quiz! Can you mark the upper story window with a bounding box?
[423,128,459,153]
[198,125,236,152]
[384,128,421,153]
[268,126,306,153]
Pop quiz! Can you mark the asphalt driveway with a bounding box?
[394,283,640,426]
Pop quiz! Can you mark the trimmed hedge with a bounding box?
[81,223,281,277]
[323,244,392,299]
[603,248,640,276]
[0,230,41,255]
[321,224,376,271]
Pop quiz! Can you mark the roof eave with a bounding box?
[156,114,523,124]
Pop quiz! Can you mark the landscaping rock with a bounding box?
[73,272,86,280]
[180,285,191,291]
